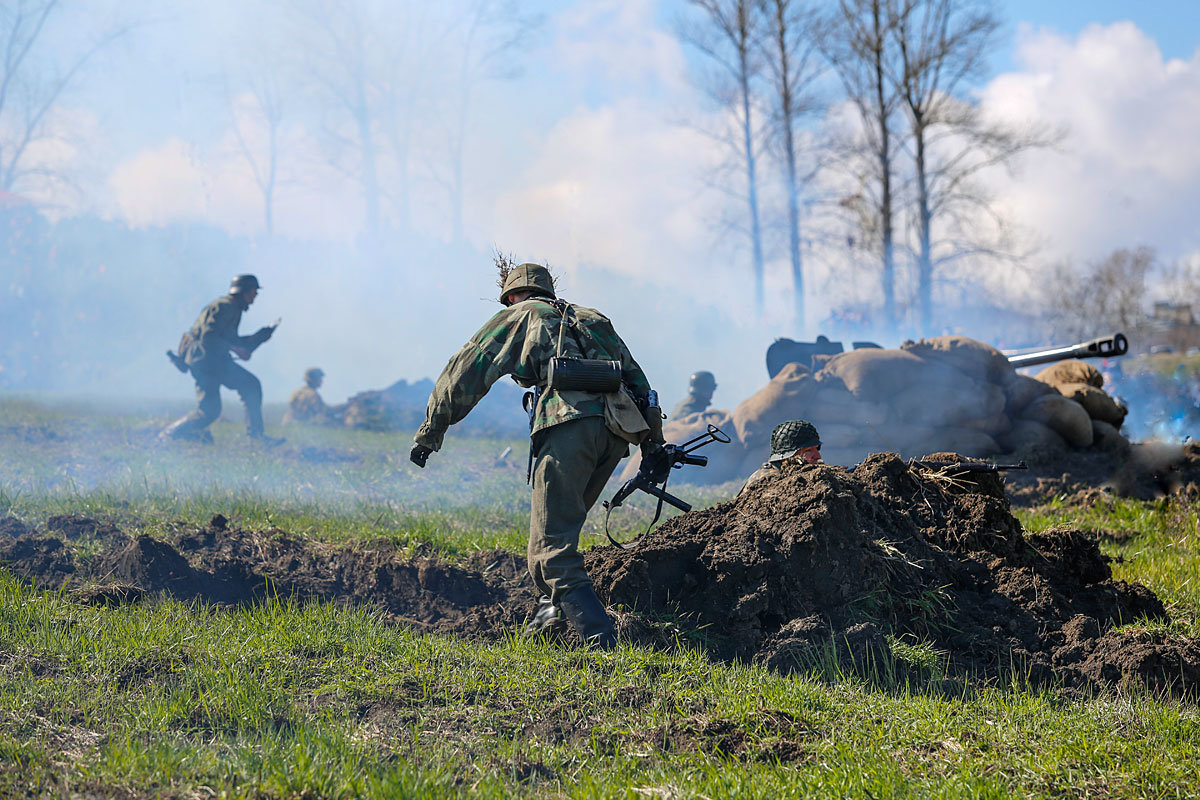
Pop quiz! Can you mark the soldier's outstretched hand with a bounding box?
[410,443,433,468]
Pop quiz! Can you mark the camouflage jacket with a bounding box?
[414,298,652,450]
[670,393,712,419]
[738,461,779,496]
[180,295,270,369]
[284,386,331,424]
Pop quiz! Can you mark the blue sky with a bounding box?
[995,0,1200,70]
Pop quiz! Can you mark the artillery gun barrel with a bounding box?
[1004,333,1128,368]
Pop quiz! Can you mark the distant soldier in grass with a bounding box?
[739,420,823,495]
[671,370,717,418]
[161,274,283,444]
[283,367,344,426]
[410,260,663,649]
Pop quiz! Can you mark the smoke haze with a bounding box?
[3,1,1200,418]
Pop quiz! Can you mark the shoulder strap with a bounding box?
[534,297,592,359]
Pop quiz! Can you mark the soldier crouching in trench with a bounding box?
[671,370,717,418]
[409,262,663,649]
[739,420,823,495]
[161,274,283,445]
[283,367,344,426]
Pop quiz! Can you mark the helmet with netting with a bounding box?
[768,420,821,462]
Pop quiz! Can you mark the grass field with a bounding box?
[2,394,1199,798]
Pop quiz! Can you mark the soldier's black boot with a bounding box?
[159,416,210,443]
[559,586,617,650]
[523,596,567,638]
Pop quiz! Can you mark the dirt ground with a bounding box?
[3,454,1199,697]
[1004,441,1200,507]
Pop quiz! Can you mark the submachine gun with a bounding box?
[602,424,731,549]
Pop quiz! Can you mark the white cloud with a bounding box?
[108,138,211,227]
[980,22,1200,266]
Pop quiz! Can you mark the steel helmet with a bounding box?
[768,420,822,462]
[689,371,717,392]
[229,274,261,294]
[499,263,556,305]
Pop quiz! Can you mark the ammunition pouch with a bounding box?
[603,385,650,445]
[546,357,622,393]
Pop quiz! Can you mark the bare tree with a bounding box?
[284,0,414,238]
[759,0,823,330]
[0,0,130,194]
[889,0,1048,333]
[425,1,539,244]
[1044,247,1155,341]
[681,0,768,318]
[822,0,901,329]
[227,70,284,236]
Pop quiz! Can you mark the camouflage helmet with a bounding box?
[499,263,555,305]
[304,367,325,387]
[689,371,717,392]
[768,420,821,462]
[229,274,261,294]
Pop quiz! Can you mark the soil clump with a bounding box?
[0,514,534,638]
[3,450,1199,699]
[587,453,1200,697]
[1004,441,1200,507]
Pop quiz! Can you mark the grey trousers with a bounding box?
[527,416,628,604]
[169,360,264,438]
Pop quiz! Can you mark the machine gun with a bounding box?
[1003,332,1128,368]
[602,424,732,548]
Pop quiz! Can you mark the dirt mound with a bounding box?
[586,453,1200,697]
[1005,441,1200,506]
[0,517,534,638]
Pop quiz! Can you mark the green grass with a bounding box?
[1017,495,1200,636]
[3,393,1200,797]
[4,573,1200,799]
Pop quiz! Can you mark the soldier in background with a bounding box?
[283,367,344,425]
[671,371,717,417]
[409,262,662,649]
[739,420,823,495]
[160,274,282,444]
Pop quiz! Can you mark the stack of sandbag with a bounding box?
[728,337,1130,473]
[1005,359,1129,454]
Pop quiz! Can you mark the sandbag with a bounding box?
[867,423,939,456]
[819,349,942,398]
[818,422,869,450]
[901,336,1015,385]
[1022,394,1094,448]
[732,363,821,450]
[888,377,1006,428]
[918,427,1001,458]
[1091,419,1131,454]
[820,445,871,467]
[1035,359,1103,389]
[998,419,1068,454]
[960,410,1012,438]
[1004,373,1056,416]
[806,385,889,426]
[1056,382,1128,428]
